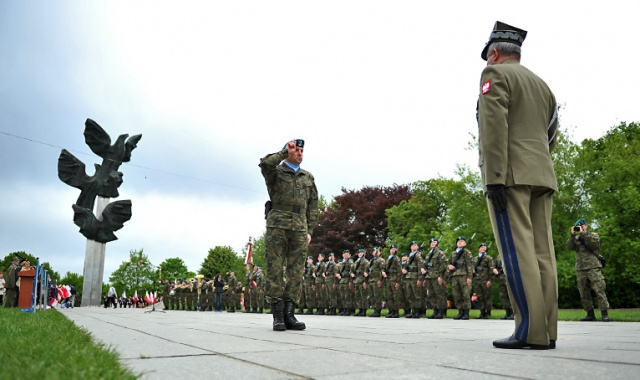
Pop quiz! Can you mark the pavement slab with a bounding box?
[62,306,640,380]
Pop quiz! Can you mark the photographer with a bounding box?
[566,218,610,322]
[213,273,225,312]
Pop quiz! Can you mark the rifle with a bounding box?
[447,233,476,278]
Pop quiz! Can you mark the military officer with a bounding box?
[367,246,385,317]
[474,243,495,319]
[448,237,474,320]
[383,244,401,318]
[4,257,19,308]
[352,249,369,316]
[325,252,338,315]
[423,238,448,319]
[314,254,327,315]
[260,138,318,331]
[566,218,610,322]
[478,21,558,349]
[493,256,514,319]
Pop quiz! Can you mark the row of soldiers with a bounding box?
[298,237,514,320]
[161,267,267,312]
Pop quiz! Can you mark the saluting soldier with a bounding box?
[367,246,385,317]
[474,243,495,319]
[337,250,354,316]
[423,238,449,319]
[448,237,474,320]
[402,241,424,318]
[567,218,610,322]
[383,244,401,318]
[352,248,370,316]
[314,254,327,315]
[324,253,338,315]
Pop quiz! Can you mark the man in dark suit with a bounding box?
[477,21,558,350]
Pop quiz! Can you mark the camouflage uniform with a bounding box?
[338,254,355,315]
[566,227,610,318]
[253,269,265,312]
[383,249,402,318]
[235,282,243,310]
[302,260,317,314]
[399,254,411,316]
[449,243,474,319]
[324,255,338,314]
[244,272,252,312]
[352,253,370,316]
[367,250,386,316]
[259,147,319,306]
[403,247,424,318]
[474,246,495,318]
[494,256,513,319]
[226,273,238,312]
[162,281,171,310]
[423,245,449,318]
[314,257,327,314]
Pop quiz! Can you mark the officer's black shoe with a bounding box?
[271,302,286,331]
[493,335,549,350]
[549,340,556,349]
[283,301,306,330]
[581,309,596,321]
[453,309,463,320]
[601,310,609,322]
[461,309,470,320]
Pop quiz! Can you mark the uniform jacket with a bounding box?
[474,253,495,281]
[325,260,337,284]
[385,255,402,283]
[353,258,369,284]
[566,231,602,270]
[6,264,18,289]
[315,261,327,284]
[450,249,474,278]
[424,248,448,279]
[338,259,354,284]
[259,149,319,234]
[405,252,424,279]
[368,256,385,280]
[478,60,558,191]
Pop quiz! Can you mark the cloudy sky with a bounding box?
[1,1,638,280]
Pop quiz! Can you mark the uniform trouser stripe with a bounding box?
[494,209,530,341]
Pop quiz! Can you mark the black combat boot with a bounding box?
[304,308,314,315]
[427,309,438,319]
[440,308,447,318]
[434,309,444,319]
[485,309,491,318]
[385,309,394,318]
[412,309,421,319]
[461,309,469,320]
[317,308,325,315]
[476,310,485,319]
[453,309,463,320]
[369,309,381,317]
[601,310,609,322]
[501,307,513,320]
[271,302,286,331]
[581,309,596,321]
[283,301,306,330]
[327,308,336,315]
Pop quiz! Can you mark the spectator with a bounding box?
[106,284,117,308]
[0,273,5,306]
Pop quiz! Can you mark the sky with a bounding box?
[1,1,639,281]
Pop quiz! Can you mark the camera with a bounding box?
[573,226,581,232]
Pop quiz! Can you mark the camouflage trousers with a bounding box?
[304,282,316,309]
[451,276,471,309]
[251,289,264,310]
[315,283,326,308]
[339,282,353,309]
[244,287,251,310]
[405,276,422,309]
[327,282,338,308]
[475,278,493,311]
[497,275,511,309]
[577,268,610,310]
[385,280,399,310]
[425,277,447,311]
[398,281,410,310]
[354,282,367,310]
[264,228,307,304]
[368,279,384,310]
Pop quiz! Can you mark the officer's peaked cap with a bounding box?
[481,21,527,61]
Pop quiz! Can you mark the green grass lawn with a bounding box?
[0,308,137,380]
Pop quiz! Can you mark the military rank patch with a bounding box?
[482,80,491,95]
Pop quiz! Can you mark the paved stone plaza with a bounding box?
[62,306,640,379]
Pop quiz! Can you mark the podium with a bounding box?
[18,269,36,309]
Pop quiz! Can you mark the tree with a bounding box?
[108,249,157,297]
[158,257,193,282]
[199,246,243,279]
[310,184,412,256]
[60,272,83,292]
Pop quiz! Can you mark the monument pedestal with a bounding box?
[18,268,36,309]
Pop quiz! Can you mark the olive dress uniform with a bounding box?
[4,261,19,308]
[478,22,558,348]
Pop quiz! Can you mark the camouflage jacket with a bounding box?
[315,261,327,284]
[338,259,354,284]
[303,264,317,284]
[259,149,319,235]
[368,256,386,280]
[405,252,424,279]
[384,255,402,283]
[353,258,369,284]
[227,275,238,293]
[566,231,602,270]
[325,260,338,284]
[423,248,448,279]
[449,248,474,278]
[474,253,495,281]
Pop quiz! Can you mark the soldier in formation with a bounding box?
[423,238,448,319]
[448,237,474,320]
[352,249,369,316]
[474,243,495,319]
[367,247,385,317]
